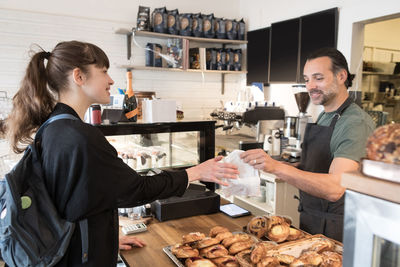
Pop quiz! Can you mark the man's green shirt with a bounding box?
[316,102,375,163]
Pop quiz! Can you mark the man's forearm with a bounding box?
[271,162,345,202]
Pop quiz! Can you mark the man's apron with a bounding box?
[298,97,353,242]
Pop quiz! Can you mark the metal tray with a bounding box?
[361,159,400,183]
[163,245,185,267]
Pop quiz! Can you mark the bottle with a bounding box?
[123,71,138,122]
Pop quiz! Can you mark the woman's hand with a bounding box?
[119,235,146,250]
[186,156,239,186]
[240,148,279,173]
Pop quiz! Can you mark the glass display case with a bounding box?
[96,120,216,190]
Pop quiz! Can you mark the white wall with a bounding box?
[0,0,243,119]
[239,0,400,120]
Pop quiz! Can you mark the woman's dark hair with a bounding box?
[6,40,109,153]
[306,47,355,89]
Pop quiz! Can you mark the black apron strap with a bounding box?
[79,219,89,263]
[329,96,353,128]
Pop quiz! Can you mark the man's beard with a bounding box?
[309,81,338,106]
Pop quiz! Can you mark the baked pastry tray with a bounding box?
[163,232,259,267]
[361,159,400,183]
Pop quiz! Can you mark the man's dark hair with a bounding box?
[306,47,355,89]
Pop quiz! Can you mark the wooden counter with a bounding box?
[120,212,252,266]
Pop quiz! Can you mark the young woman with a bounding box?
[5,40,238,266]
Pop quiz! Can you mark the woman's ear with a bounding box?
[72,68,85,86]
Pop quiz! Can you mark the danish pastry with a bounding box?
[171,243,199,258]
[200,244,229,259]
[228,239,254,255]
[210,226,229,237]
[320,251,342,267]
[267,224,290,243]
[292,251,323,266]
[235,249,253,267]
[256,256,280,267]
[286,228,304,241]
[250,242,277,264]
[247,216,268,238]
[194,237,220,249]
[212,255,239,267]
[185,257,217,267]
[215,231,233,242]
[183,232,206,244]
[222,233,252,248]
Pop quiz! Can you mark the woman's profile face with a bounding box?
[81,65,114,105]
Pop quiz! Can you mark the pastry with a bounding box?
[275,254,295,265]
[215,231,233,242]
[366,123,400,164]
[320,251,342,267]
[210,226,229,237]
[183,232,206,244]
[228,239,254,255]
[200,244,229,259]
[222,233,252,248]
[171,243,199,258]
[247,216,268,238]
[304,238,335,253]
[212,255,240,267]
[186,257,217,267]
[267,224,290,243]
[292,251,323,266]
[266,216,289,229]
[195,237,221,249]
[250,242,277,264]
[286,228,304,241]
[256,256,280,267]
[235,249,254,267]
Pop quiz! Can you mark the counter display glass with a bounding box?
[96,121,216,190]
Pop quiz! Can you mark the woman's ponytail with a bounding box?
[6,50,55,153]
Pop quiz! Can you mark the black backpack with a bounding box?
[0,114,88,266]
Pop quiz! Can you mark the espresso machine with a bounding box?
[211,104,285,156]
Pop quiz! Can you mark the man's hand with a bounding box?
[119,235,146,250]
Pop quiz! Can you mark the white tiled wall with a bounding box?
[0,7,245,119]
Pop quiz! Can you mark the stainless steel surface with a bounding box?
[343,190,400,266]
[256,120,284,142]
[163,246,185,267]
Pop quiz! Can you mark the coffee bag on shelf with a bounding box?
[179,13,193,36]
[167,9,179,35]
[136,6,150,31]
[152,7,167,33]
[203,13,215,38]
[226,19,238,40]
[192,13,203,37]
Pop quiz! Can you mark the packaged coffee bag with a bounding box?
[216,48,226,70]
[192,13,203,37]
[145,43,163,67]
[233,49,242,71]
[226,19,238,40]
[203,13,215,38]
[225,48,234,71]
[152,7,167,33]
[215,18,226,39]
[166,38,183,68]
[189,48,200,69]
[179,13,192,36]
[167,9,179,35]
[237,19,246,40]
[137,6,150,31]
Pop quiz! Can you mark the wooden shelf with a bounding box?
[116,65,247,74]
[362,71,400,78]
[115,28,248,45]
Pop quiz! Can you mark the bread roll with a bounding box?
[366,123,400,164]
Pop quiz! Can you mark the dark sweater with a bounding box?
[40,103,188,266]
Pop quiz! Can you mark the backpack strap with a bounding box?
[35,114,79,141]
[35,113,90,264]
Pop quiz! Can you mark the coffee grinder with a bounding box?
[293,85,312,149]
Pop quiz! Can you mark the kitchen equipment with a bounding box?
[284,116,299,138]
[293,85,312,147]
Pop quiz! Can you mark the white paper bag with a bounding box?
[220,150,260,197]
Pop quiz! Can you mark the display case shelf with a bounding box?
[115,64,247,74]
